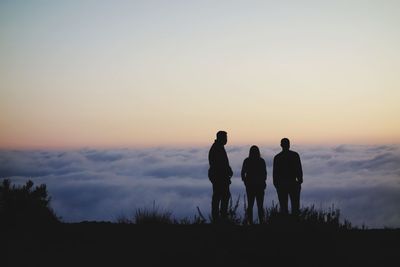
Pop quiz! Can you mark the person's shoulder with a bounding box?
[243,157,250,164]
[210,141,219,149]
[209,142,218,154]
[209,142,215,150]
[289,150,300,157]
[274,151,283,159]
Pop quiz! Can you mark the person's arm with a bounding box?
[262,159,267,189]
[208,146,215,167]
[262,159,267,182]
[241,159,247,183]
[273,156,277,187]
[297,153,303,184]
[208,146,216,183]
[228,165,233,178]
[223,147,233,178]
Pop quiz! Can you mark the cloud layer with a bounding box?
[1,144,399,228]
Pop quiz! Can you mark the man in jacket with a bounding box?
[273,138,303,216]
[208,131,233,222]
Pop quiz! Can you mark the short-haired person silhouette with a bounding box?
[208,131,233,222]
[273,138,303,215]
[241,145,267,224]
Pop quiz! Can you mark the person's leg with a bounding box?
[220,184,231,220]
[256,189,265,224]
[276,187,289,214]
[246,187,255,224]
[211,184,221,221]
[289,184,301,216]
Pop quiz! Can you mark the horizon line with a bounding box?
[1,141,399,151]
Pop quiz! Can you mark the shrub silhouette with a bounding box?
[0,179,59,225]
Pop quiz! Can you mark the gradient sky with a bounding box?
[1,0,399,148]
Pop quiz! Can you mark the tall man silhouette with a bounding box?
[208,131,233,222]
[273,138,303,215]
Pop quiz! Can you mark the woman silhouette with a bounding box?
[241,145,267,224]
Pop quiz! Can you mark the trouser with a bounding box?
[211,183,231,221]
[246,187,265,224]
[276,184,301,215]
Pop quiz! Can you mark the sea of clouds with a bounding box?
[1,144,399,228]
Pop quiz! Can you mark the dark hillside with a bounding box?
[3,223,399,267]
[2,180,399,266]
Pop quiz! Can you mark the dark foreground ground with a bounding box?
[3,223,400,267]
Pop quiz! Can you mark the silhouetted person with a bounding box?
[273,138,303,216]
[208,131,233,222]
[241,145,267,224]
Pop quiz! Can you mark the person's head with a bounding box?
[249,145,260,159]
[280,138,290,151]
[216,131,228,145]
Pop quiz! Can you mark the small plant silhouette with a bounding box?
[194,206,207,224]
[226,195,243,224]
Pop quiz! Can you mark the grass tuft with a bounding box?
[134,202,174,225]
